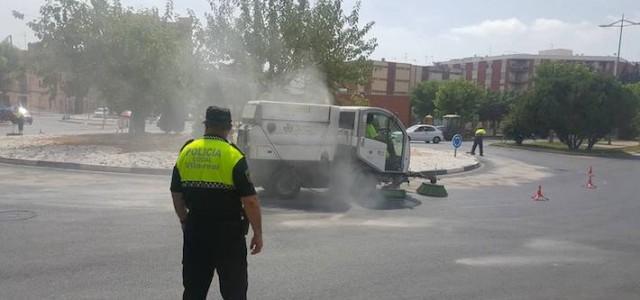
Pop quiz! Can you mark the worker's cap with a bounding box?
[204,106,232,126]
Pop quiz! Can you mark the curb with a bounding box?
[0,154,481,178]
[410,161,481,178]
[0,156,171,176]
[59,119,117,127]
[1,153,482,178]
[491,142,640,160]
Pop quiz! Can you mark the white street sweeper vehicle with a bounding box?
[236,100,410,198]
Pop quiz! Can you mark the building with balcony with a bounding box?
[349,59,462,125]
[436,49,633,92]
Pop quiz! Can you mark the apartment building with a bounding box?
[437,49,631,92]
[358,59,462,125]
[0,70,72,112]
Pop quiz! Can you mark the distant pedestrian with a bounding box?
[117,116,129,133]
[470,127,486,156]
[15,107,25,135]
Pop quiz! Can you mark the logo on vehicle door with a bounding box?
[283,123,294,134]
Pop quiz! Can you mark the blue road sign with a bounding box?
[452,134,462,148]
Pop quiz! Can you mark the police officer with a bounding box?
[470,126,487,156]
[170,106,263,300]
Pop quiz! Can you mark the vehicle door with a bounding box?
[410,126,425,141]
[423,125,437,140]
[357,110,408,172]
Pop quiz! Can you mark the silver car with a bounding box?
[406,124,444,143]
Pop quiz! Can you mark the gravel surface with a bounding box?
[0,135,176,169]
[409,146,477,172]
[0,135,477,172]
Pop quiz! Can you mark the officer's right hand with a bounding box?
[250,234,263,255]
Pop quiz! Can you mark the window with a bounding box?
[387,118,406,172]
[364,112,406,172]
[339,111,355,129]
[424,126,436,132]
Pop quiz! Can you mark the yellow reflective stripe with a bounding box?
[176,138,244,187]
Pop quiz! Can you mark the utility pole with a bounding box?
[599,14,639,77]
[599,14,639,144]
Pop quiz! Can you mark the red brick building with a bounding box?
[356,60,462,125]
[353,50,637,127]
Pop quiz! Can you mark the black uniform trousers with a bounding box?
[471,136,484,155]
[183,216,247,300]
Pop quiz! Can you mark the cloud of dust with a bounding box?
[260,65,333,105]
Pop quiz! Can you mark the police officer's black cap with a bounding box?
[204,106,232,126]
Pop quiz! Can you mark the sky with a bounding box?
[2,0,640,64]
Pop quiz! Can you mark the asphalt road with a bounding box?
[1,144,640,299]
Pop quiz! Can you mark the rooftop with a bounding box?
[438,49,626,64]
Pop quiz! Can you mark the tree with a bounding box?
[28,0,96,114]
[157,102,186,133]
[0,42,24,104]
[204,0,377,103]
[434,80,484,123]
[92,5,194,135]
[502,91,546,145]
[410,81,439,121]
[335,92,369,106]
[511,63,632,150]
[28,0,195,134]
[622,83,640,139]
[478,91,515,135]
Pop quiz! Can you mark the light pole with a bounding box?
[599,14,639,144]
[599,14,639,77]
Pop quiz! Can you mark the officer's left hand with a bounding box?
[250,234,263,255]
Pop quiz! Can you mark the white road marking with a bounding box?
[456,238,609,267]
[280,214,435,228]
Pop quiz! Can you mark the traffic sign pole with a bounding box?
[452,134,462,157]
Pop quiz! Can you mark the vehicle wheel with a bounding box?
[268,167,301,199]
[432,137,441,144]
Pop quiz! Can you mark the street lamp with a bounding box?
[599,14,639,77]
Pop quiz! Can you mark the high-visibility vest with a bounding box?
[176,136,244,190]
[366,123,379,139]
[475,128,487,136]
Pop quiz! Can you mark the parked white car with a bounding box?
[406,124,444,143]
[93,107,110,118]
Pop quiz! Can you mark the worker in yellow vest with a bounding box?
[170,106,263,300]
[470,126,486,156]
[365,114,379,140]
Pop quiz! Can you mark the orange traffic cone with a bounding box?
[584,166,597,189]
[532,185,549,201]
